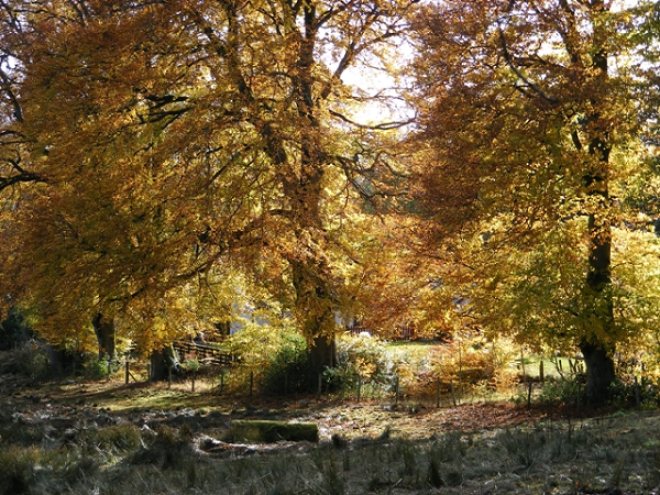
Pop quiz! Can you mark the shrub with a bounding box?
[535,377,583,407]
[426,434,466,489]
[0,307,33,351]
[608,376,660,409]
[427,335,517,399]
[222,420,319,443]
[129,425,194,468]
[324,334,395,396]
[0,340,50,380]
[260,332,308,395]
[79,424,142,454]
[81,353,121,380]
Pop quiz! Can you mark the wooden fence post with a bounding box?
[125,361,130,385]
[357,375,362,404]
[458,342,463,402]
[395,376,400,406]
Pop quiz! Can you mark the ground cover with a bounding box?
[1,370,659,495]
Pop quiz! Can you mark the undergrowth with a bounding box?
[2,409,658,494]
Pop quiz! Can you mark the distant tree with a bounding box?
[412,0,660,402]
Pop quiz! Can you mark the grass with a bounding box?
[2,343,659,494]
[3,397,660,494]
[521,355,583,381]
[385,339,437,361]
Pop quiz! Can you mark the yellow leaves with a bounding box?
[0,0,421,358]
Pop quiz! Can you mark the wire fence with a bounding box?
[118,343,633,412]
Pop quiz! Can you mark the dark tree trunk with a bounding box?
[580,339,616,402]
[578,203,617,404]
[149,345,179,381]
[581,209,616,403]
[578,21,616,404]
[214,321,231,339]
[290,256,338,390]
[307,333,337,388]
[47,345,77,376]
[150,349,168,382]
[92,313,115,361]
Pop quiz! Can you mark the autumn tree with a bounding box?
[0,0,415,379]
[413,0,659,402]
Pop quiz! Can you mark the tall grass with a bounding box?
[2,411,660,494]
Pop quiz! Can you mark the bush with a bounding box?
[79,424,142,454]
[221,420,319,443]
[0,308,33,351]
[535,377,583,407]
[0,446,40,495]
[324,334,395,395]
[430,337,498,384]
[0,340,50,379]
[609,376,660,409]
[129,425,194,468]
[260,332,308,395]
[81,353,121,380]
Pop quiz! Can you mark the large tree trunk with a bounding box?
[579,19,616,404]
[581,209,616,403]
[92,313,115,361]
[259,5,341,387]
[290,255,338,390]
[307,333,337,388]
[580,339,616,402]
[47,345,77,376]
[149,345,179,381]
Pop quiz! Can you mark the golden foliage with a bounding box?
[0,0,418,355]
[410,0,660,391]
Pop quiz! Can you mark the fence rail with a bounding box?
[173,341,234,367]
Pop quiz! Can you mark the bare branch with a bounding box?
[498,29,559,106]
[0,67,23,122]
[329,109,415,130]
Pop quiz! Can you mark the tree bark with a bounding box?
[47,345,77,376]
[580,339,616,402]
[92,313,115,361]
[307,333,337,388]
[579,1,617,404]
[149,345,179,381]
[289,254,338,390]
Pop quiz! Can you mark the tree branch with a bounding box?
[498,29,559,106]
[329,109,415,130]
